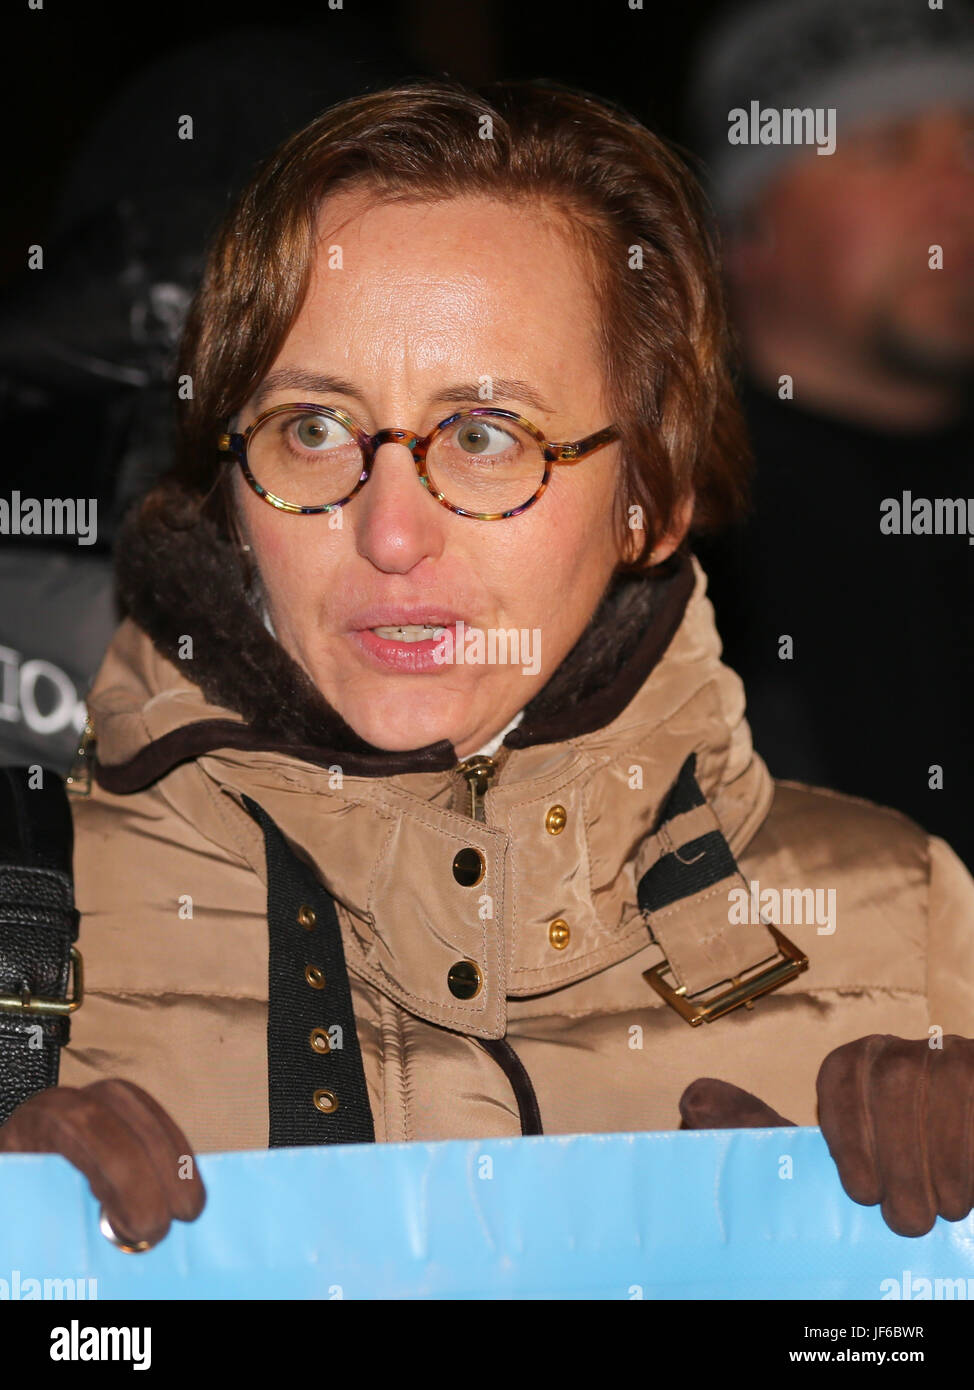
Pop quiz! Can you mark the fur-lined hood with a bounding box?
[95,494,714,789]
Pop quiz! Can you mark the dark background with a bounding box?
[3,0,725,287]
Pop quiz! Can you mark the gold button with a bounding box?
[297,904,316,930]
[452,847,485,887]
[309,1027,331,1054]
[548,918,570,950]
[545,805,567,835]
[304,964,326,989]
[447,960,482,999]
[313,1089,339,1114]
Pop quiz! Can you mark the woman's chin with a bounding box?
[335,696,476,756]
[323,668,529,756]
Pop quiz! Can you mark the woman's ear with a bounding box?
[650,493,694,565]
[624,492,694,568]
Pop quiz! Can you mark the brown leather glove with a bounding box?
[679,1077,796,1130]
[0,1079,206,1249]
[817,1034,974,1237]
[680,1035,974,1237]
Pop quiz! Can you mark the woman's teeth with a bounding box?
[371,624,448,642]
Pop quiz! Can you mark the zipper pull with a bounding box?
[66,714,95,798]
[456,755,497,822]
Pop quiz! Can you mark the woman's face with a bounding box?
[233,190,642,758]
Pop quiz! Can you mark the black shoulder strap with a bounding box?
[241,795,375,1147]
[0,767,80,1126]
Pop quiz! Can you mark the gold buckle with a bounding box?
[644,925,808,1026]
[0,946,84,1016]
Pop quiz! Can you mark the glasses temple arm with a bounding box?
[550,425,621,462]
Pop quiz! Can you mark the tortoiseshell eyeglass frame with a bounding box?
[217,402,622,521]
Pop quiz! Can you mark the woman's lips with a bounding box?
[349,623,459,673]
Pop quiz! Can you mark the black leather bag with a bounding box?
[0,767,79,1126]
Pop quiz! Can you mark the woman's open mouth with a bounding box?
[370,624,447,642]
[350,621,460,673]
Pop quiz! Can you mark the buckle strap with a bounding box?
[241,795,375,1147]
[637,753,807,1024]
[0,767,80,1124]
[0,945,84,1016]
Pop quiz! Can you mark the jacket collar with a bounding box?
[86,493,773,1037]
[98,492,696,788]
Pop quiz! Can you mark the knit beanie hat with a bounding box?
[687,0,974,221]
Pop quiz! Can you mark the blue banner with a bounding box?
[2,1127,972,1299]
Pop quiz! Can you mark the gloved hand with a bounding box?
[678,1076,796,1130]
[0,1078,206,1249]
[679,1034,974,1237]
[817,1034,974,1237]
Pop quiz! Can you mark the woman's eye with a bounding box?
[454,420,515,456]
[293,414,352,450]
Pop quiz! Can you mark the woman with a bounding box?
[2,79,973,1252]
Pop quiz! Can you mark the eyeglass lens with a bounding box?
[246,409,547,513]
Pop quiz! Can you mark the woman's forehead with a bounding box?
[309,191,598,299]
[271,195,607,405]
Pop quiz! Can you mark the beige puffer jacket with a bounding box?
[58,507,974,1153]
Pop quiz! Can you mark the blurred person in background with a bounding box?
[688,0,974,870]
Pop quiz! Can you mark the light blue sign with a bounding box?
[2,1127,972,1299]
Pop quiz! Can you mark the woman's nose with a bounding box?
[350,440,444,573]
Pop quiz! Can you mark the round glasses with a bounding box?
[219,403,621,521]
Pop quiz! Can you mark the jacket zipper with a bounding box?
[456,755,497,821]
[454,749,543,1136]
[66,715,95,797]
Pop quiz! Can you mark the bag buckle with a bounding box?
[0,945,84,1016]
[644,925,808,1026]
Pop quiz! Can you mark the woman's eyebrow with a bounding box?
[251,368,355,412]
[429,378,555,414]
[251,368,555,415]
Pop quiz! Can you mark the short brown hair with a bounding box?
[168,77,750,568]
